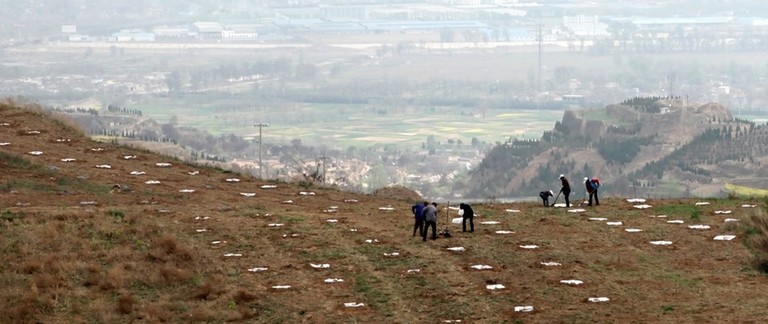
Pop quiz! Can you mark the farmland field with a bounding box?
[134,100,565,148]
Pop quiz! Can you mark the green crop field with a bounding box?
[135,99,564,148]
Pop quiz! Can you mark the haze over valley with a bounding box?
[3,0,768,199]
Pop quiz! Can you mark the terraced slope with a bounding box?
[1,102,768,323]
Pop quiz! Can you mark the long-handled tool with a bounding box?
[550,190,561,207]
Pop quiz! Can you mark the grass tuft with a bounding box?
[117,293,135,315]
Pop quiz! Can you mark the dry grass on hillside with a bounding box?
[3,102,768,323]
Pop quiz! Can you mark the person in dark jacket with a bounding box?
[585,177,600,206]
[459,203,474,232]
[559,174,571,207]
[422,202,438,241]
[539,190,554,206]
[411,201,427,236]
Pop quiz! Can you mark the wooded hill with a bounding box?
[467,97,768,199]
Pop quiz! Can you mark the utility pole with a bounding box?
[319,155,329,184]
[254,122,269,178]
[537,17,542,111]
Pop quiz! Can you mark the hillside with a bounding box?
[4,100,768,323]
[468,97,768,199]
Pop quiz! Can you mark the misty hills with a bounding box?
[467,97,768,199]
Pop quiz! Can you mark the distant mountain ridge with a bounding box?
[467,97,768,198]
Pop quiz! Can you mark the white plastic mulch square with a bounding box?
[606,222,622,226]
[55,138,71,142]
[282,234,300,238]
[145,180,161,185]
[130,171,146,175]
[505,209,521,213]
[567,209,586,213]
[625,228,643,233]
[261,185,277,189]
[486,284,505,290]
[626,198,646,203]
[451,218,463,224]
[495,230,514,234]
[267,223,284,227]
[695,201,710,206]
[326,219,338,223]
[25,130,41,135]
[344,302,365,308]
[123,155,137,160]
[195,229,208,233]
[519,245,539,250]
[560,279,583,285]
[406,269,421,273]
[470,265,492,270]
[0,142,10,146]
[299,191,315,196]
[223,253,242,257]
[714,210,732,214]
[650,214,668,218]
[588,297,610,303]
[480,221,500,225]
[155,162,172,167]
[552,203,566,208]
[225,178,240,183]
[188,171,199,175]
[310,263,330,269]
[61,158,76,162]
[666,220,684,224]
[324,278,344,283]
[179,189,195,193]
[742,204,757,208]
[248,267,268,272]
[633,204,652,209]
[272,285,291,290]
[195,216,210,220]
[540,261,561,267]
[446,247,465,252]
[588,217,607,221]
[650,241,673,245]
[688,225,710,230]
[714,235,736,241]
[95,164,111,169]
[514,306,534,313]
[239,193,256,197]
[282,200,293,204]
[27,151,43,156]
[724,218,739,223]
[80,201,97,205]
[383,252,400,257]
[344,199,358,203]
[378,206,395,211]
[364,239,380,244]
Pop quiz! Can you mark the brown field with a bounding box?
[2,101,768,323]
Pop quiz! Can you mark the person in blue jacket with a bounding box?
[411,201,427,236]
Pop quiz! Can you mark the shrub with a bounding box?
[739,206,768,272]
